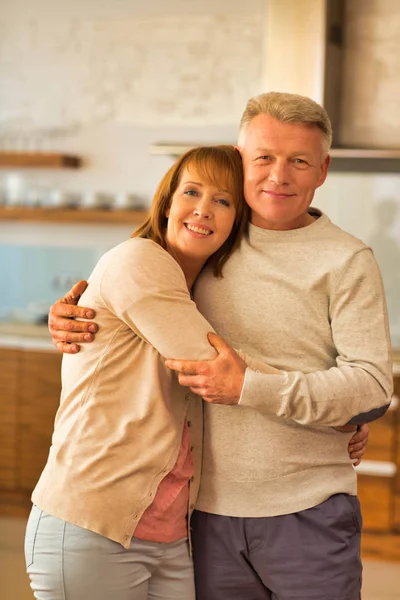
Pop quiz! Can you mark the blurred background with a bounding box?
[0,1,399,598]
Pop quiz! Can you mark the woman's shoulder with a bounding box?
[105,237,171,266]
[98,237,185,286]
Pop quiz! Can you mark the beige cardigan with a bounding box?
[32,238,217,549]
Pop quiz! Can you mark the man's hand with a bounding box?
[48,280,99,354]
[165,332,247,405]
[347,423,369,466]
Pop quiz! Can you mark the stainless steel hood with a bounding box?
[150,0,400,172]
[260,0,400,169]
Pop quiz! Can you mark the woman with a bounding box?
[25,145,250,600]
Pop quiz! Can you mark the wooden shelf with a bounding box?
[0,206,148,225]
[0,151,82,169]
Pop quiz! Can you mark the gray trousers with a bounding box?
[192,494,363,600]
[25,505,195,600]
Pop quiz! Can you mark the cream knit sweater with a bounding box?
[194,209,393,517]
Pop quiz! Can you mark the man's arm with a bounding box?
[48,280,99,354]
[166,249,393,427]
[165,333,370,462]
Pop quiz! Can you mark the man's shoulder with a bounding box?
[322,217,369,255]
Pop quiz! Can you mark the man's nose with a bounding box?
[268,161,288,185]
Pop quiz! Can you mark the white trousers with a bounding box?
[25,505,195,600]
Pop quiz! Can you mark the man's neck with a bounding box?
[250,211,316,231]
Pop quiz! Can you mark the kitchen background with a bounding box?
[1,1,400,599]
[0,0,399,345]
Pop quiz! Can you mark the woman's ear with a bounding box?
[165,206,170,218]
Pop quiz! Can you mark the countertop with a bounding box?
[0,323,55,351]
[0,323,399,374]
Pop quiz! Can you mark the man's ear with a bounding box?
[317,154,331,188]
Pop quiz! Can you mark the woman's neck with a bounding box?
[166,245,205,291]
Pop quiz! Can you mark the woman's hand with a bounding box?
[347,424,369,466]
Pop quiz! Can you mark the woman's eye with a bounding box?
[216,198,230,207]
[184,189,198,196]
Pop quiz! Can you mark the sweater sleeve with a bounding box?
[238,248,393,426]
[98,239,217,361]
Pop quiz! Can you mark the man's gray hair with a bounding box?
[238,91,332,155]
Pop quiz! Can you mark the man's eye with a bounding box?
[294,158,308,165]
[258,155,271,161]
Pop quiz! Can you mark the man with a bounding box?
[49,92,392,599]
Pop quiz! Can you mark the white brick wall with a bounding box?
[340,0,400,147]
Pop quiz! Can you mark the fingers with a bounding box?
[349,424,369,446]
[49,301,96,320]
[55,341,81,354]
[207,332,228,353]
[350,446,365,466]
[189,386,206,397]
[178,374,205,388]
[63,280,89,304]
[165,359,201,375]
[49,314,98,334]
[349,440,366,454]
[357,423,370,439]
[53,330,95,343]
[348,423,369,466]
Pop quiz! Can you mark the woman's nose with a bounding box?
[193,199,212,218]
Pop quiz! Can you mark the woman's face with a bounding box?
[165,164,237,266]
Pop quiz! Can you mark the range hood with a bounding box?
[261,0,400,164]
[151,0,400,172]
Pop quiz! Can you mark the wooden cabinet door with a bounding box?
[0,348,20,489]
[357,379,399,532]
[392,377,400,531]
[18,349,62,492]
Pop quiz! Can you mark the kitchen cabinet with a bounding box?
[18,350,62,492]
[0,347,61,516]
[393,376,400,531]
[0,349,20,491]
[356,380,400,533]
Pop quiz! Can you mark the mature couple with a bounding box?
[26,91,392,600]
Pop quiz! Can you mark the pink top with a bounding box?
[134,422,194,543]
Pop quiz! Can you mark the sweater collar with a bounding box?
[247,208,330,244]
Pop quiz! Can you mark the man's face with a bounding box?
[237,114,330,230]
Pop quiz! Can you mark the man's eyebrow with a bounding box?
[254,147,313,158]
